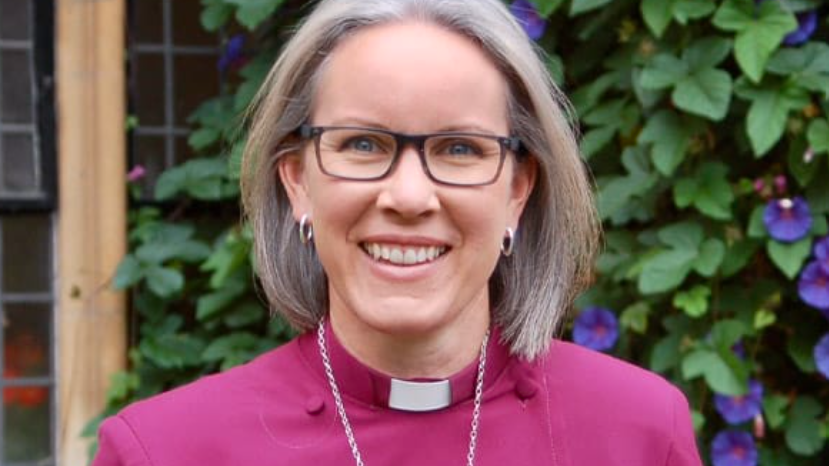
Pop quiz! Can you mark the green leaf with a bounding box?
[673,179,697,208]
[710,0,753,30]
[135,240,211,265]
[736,79,811,157]
[807,119,829,155]
[695,163,734,219]
[640,54,689,89]
[200,0,234,32]
[105,371,139,402]
[658,221,704,250]
[224,301,266,328]
[711,319,749,351]
[673,68,733,121]
[638,110,703,176]
[140,334,206,369]
[620,302,650,334]
[155,157,235,201]
[681,349,745,395]
[691,411,705,433]
[569,0,611,16]
[202,333,260,363]
[201,230,250,288]
[713,0,797,82]
[580,126,616,159]
[673,285,711,318]
[196,280,247,322]
[571,72,619,116]
[641,0,716,37]
[145,266,184,298]
[675,163,734,219]
[596,148,658,219]
[672,0,716,24]
[188,128,221,152]
[113,255,143,290]
[747,205,768,238]
[763,394,789,430]
[784,397,825,456]
[684,36,732,70]
[641,0,673,37]
[226,0,286,30]
[721,238,760,278]
[530,0,566,17]
[766,237,812,279]
[650,334,682,372]
[753,308,776,330]
[768,42,829,98]
[638,249,697,294]
[768,42,829,76]
[693,238,726,276]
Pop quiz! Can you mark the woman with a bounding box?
[93,0,703,464]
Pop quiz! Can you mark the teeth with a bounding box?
[362,243,447,265]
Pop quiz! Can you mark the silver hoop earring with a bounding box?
[299,214,314,245]
[501,227,515,257]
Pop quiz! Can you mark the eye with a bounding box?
[344,136,379,153]
[446,142,478,156]
[432,137,486,158]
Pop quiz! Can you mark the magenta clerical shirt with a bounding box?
[92,326,703,465]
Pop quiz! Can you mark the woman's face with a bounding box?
[280,21,535,345]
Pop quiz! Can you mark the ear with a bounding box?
[508,156,537,227]
[277,153,312,221]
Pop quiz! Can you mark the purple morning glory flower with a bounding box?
[763,197,812,242]
[711,430,758,466]
[798,261,829,312]
[714,380,763,425]
[783,11,818,46]
[218,34,246,73]
[814,333,829,379]
[573,307,618,352]
[814,236,829,275]
[510,0,547,40]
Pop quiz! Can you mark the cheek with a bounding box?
[447,186,514,245]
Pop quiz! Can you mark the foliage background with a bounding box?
[91,0,829,464]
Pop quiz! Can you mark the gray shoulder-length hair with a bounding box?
[241,0,600,360]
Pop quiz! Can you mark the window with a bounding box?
[129,0,221,199]
[0,0,57,464]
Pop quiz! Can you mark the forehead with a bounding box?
[311,21,509,132]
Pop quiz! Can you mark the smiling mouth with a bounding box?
[361,242,449,266]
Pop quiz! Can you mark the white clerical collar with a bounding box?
[388,378,452,412]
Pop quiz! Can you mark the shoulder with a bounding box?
[120,337,304,422]
[538,341,702,465]
[542,339,685,407]
[94,338,313,465]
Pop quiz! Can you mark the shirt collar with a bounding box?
[297,320,513,411]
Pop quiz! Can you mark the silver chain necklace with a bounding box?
[317,321,490,466]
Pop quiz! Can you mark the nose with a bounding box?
[375,145,440,217]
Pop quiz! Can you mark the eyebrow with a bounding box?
[316,119,505,136]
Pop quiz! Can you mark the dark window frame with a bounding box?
[0,0,56,213]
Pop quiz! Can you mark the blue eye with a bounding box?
[447,143,476,156]
[346,137,377,152]
[432,138,485,158]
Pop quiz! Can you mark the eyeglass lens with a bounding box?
[315,127,505,185]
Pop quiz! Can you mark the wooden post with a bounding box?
[56,0,127,464]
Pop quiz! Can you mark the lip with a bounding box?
[359,234,451,248]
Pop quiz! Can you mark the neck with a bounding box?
[329,302,490,379]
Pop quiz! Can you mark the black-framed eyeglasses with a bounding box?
[299,125,522,187]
